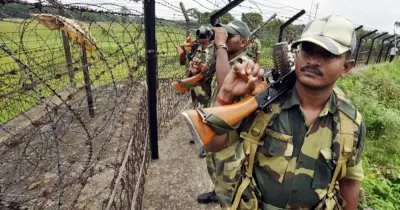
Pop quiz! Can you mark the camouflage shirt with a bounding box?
[245,38,262,62]
[229,87,366,209]
[211,52,250,207]
[190,42,216,107]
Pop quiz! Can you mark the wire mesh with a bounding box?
[0,0,188,209]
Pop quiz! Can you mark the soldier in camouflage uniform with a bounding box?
[245,38,262,64]
[196,20,252,205]
[204,15,366,210]
[187,25,216,158]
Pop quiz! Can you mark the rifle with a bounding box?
[173,13,277,94]
[181,42,295,146]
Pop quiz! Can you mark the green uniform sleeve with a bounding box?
[256,40,262,54]
[344,117,366,181]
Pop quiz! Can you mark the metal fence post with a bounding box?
[375,35,394,63]
[384,40,395,61]
[144,0,159,160]
[278,10,306,42]
[366,32,387,65]
[354,29,377,66]
[81,41,95,118]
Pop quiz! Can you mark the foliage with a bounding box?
[337,61,400,210]
[241,12,263,31]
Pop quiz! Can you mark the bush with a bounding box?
[337,60,400,209]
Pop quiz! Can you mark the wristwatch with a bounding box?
[216,44,228,51]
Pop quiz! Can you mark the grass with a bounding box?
[0,18,187,123]
[337,60,400,209]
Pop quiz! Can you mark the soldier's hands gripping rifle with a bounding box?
[181,42,296,146]
[173,13,277,94]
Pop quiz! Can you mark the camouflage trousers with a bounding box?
[190,80,212,109]
[214,141,245,208]
[206,152,216,185]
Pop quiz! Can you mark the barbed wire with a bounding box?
[0,0,190,209]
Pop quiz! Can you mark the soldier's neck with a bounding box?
[295,81,332,111]
[228,50,243,61]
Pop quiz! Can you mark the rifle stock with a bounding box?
[173,73,204,94]
[182,96,259,146]
[172,63,208,94]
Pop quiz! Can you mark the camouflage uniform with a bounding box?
[190,42,216,109]
[207,53,250,205]
[219,86,366,210]
[203,15,366,209]
[245,38,262,63]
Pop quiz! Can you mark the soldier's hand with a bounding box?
[219,60,264,101]
[212,27,228,46]
[189,57,206,74]
[183,36,192,47]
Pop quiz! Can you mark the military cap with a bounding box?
[292,15,356,55]
[216,20,251,38]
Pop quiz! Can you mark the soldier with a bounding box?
[186,24,215,158]
[194,20,252,205]
[204,15,366,210]
[245,37,262,64]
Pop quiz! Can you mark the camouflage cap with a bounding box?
[197,24,213,33]
[292,15,356,55]
[216,20,251,38]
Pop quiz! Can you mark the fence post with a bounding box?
[366,32,387,65]
[144,0,159,160]
[81,41,95,118]
[210,0,244,26]
[375,35,394,63]
[354,29,377,66]
[62,32,75,86]
[278,10,306,42]
[384,40,395,61]
[54,5,75,86]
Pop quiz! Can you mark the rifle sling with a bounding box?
[196,108,239,135]
[232,103,282,210]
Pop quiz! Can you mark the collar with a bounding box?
[229,52,246,64]
[281,87,338,117]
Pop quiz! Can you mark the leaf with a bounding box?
[28,181,42,191]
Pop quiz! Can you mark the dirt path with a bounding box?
[143,118,219,210]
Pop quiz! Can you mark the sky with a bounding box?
[60,0,399,33]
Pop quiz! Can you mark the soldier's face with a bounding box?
[295,42,354,90]
[198,38,210,45]
[226,35,247,54]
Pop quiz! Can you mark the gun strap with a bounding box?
[195,108,239,135]
[177,80,200,88]
[231,103,281,210]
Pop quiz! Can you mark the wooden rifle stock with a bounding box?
[182,96,259,146]
[172,63,208,94]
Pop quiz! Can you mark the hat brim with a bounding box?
[291,35,351,55]
[215,23,241,36]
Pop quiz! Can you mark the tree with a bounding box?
[395,21,400,28]
[241,12,263,31]
[218,12,234,24]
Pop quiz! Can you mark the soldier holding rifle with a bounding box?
[193,20,253,205]
[186,15,366,210]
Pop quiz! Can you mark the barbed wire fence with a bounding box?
[0,0,393,209]
[0,0,189,209]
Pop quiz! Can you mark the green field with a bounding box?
[0,18,188,123]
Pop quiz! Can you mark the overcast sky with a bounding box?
[63,0,399,33]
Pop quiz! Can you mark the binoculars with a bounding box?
[196,29,214,40]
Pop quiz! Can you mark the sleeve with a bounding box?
[344,117,366,181]
[256,40,262,54]
[206,45,216,65]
